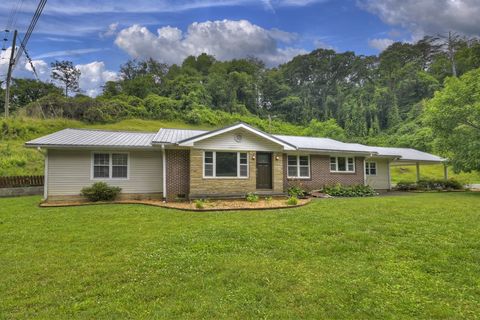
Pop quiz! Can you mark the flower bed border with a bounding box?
[39,198,312,212]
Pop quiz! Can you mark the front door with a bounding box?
[256,152,272,189]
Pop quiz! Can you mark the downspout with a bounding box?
[43,148,48,200]
[162,144,167,201]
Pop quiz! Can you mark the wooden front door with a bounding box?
[256,152,272,189]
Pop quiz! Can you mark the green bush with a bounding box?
[286,196,299,205]
[395,179,463,191]
[395,181,418,191]
[81,182,121,202]
[194,199,206,209]
[322,184,377,197]
[246,192,259,202]
[287,185,307,198]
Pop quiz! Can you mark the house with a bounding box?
[25,122,446,201]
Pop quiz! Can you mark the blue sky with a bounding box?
[1,0,479,95]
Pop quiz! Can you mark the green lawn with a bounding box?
[391,164,480,184]
[1,193,480,319]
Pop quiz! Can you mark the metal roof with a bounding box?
[25,128,157,148]
[274,135,378,154]
[368,146,445,162]
[25,125,446,163]
[152,128,208,144]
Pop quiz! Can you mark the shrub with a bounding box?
[287,185,307,198]
[246,192,259,202]
[322,184,377,197]
[286,196,299,205]
[194,199,206,209]
[80,182,121,202]
[395,181,418,191]
[394,179,463,191]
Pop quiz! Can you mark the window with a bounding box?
[365,161,377,176]
[287,155,310,178]
[92,153,128,179]
[203,151,248,178]
[330,156,355,172]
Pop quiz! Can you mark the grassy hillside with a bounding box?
[1,117,479,183]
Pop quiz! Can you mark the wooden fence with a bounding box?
[0,175,44,188]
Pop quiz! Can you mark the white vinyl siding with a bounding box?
[47,149,163,196]
[287,155,310,179]
[194,128,283,151]
[365,158,390,189]
[330,156,355,173]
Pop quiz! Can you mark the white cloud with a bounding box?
[33,48,106,60]
[100,23,119,38]
[368,38,394,51]
[1,48,116,97]
[359,0,480,39]
[115,20,306,66]
[76,61,118,97]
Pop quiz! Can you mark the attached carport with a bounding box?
[368,146,447,185]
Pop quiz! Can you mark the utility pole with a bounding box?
[4,29,17,118]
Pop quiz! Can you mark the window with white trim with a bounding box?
[93,153,128,179]
[330,156,355,172]
[365,161,377,176]
[203,151,248,178]
[287,155,310,178]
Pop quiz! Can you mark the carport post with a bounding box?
[416,162,420,182]
[444,163,448,180]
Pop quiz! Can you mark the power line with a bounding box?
[21,42,39,80]
[13,0,47,68]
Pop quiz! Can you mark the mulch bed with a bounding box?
[40,197,312,211]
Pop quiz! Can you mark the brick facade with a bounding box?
[166,149,190,200]
[189,150,284,197]
[284,154,365,191]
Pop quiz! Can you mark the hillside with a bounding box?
[2,117,479,184]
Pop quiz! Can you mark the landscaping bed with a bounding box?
[40,197,311,211]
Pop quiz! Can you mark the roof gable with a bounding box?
[177,123,297,150]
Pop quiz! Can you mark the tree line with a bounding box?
[0,33,479,172]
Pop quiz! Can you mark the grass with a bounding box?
[391,164,480,184]
[1,193,480,319]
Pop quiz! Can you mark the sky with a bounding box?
[1,0,480,96]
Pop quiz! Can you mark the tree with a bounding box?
[426,68,480,172]
[50,60,81,96]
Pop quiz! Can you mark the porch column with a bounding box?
[444,163,448,180]
[416,162,420,182]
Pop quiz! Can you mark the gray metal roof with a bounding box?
[25,126,446,163]
[152,128,207,144]
[368,146,445,162]
[274,135,378,154]
[25,128,157,148]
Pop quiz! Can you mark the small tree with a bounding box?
[50,60,81,96]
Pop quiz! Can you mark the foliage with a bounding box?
[286,196,299,205]
[322,184,377,197]
[80,182,121,202]
[50,60,81,96]
[194,199,207,209]
[395,181,418,191]
[264,196,273,202]
[425,68,480,172]
[287,186,307,198]
[395,179,463,191]
[245,192,259,202]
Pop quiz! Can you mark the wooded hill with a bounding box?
[1,34,479,172]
